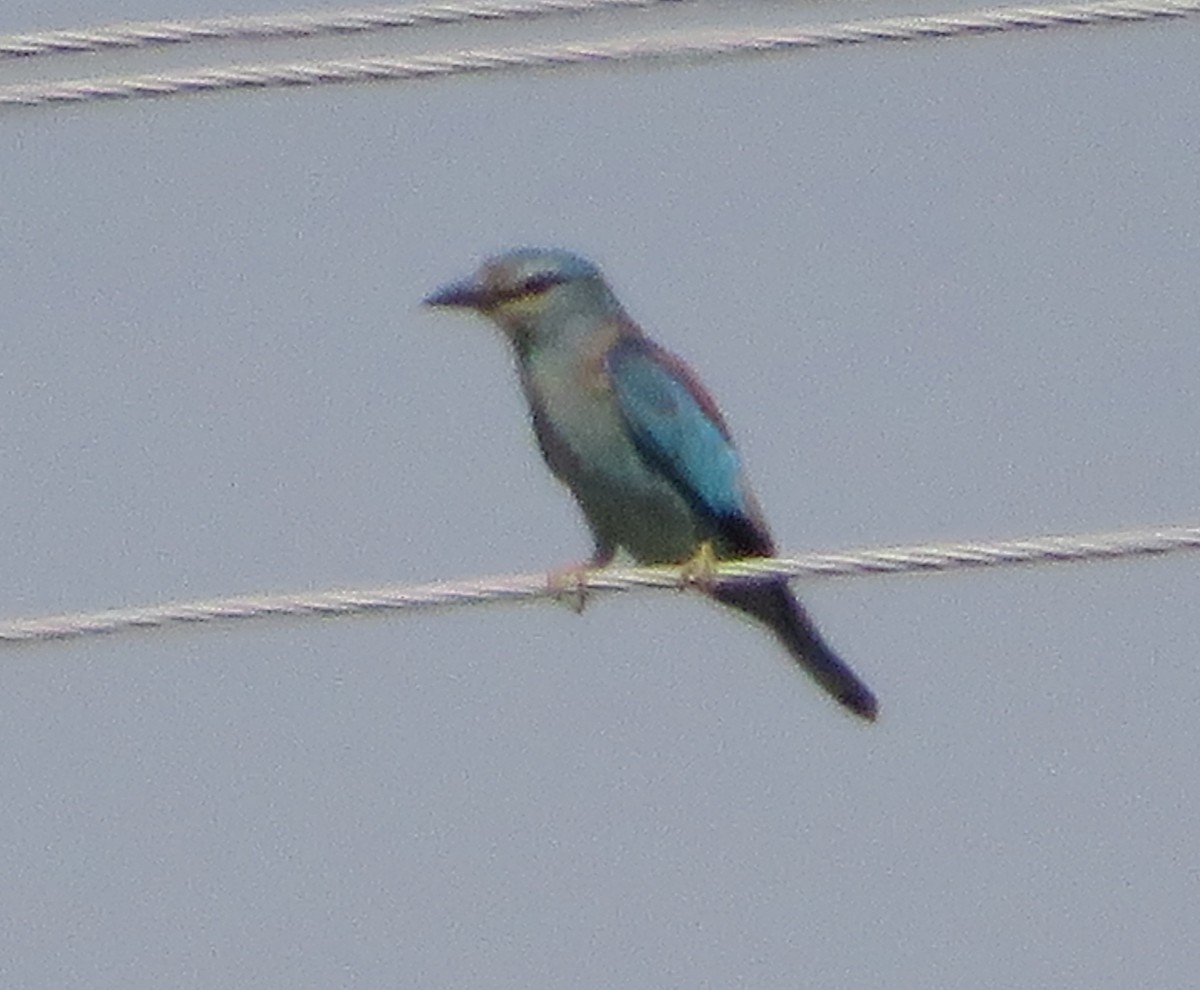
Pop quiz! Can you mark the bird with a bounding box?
[424,248,877,720]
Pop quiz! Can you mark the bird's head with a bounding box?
[424,248,622,348]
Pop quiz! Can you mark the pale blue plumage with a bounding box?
[425,248,877,719]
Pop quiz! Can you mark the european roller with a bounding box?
[425,248,877,720]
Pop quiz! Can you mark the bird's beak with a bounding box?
[423,277,491,310]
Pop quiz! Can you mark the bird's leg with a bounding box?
[547,562,591,614]
[547,544,615,614]
[679,540,720,594]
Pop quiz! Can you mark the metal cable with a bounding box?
[0,0,672,58]
[2,0,1197,107]
[3,523,1196,644]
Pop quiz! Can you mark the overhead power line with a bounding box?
[3,523,1197,644]
[1,0,1197,107]
[0,0,670,59]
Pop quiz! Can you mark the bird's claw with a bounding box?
[679,540,720,594]
[547,563,592,614]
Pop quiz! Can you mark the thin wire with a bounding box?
[3,523,1196,644]
[1,0,1197,107]
[0,0,670,59]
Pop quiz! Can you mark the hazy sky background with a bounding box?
[2,1,1198,987]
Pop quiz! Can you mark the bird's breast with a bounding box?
[520,334,701,563]
[525,343,633,475]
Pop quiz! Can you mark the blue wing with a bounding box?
[606,335,774,556]
[607,336,876,719]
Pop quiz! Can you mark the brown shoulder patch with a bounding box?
[577,321,625,393]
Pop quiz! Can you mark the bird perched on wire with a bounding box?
[425,248,877,720]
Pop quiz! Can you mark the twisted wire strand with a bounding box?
[1,0,1197,107]
[0,0,670,59]
[3,524,1197,644]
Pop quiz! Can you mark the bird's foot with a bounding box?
[547,562,594,614]
[679,541,720,594]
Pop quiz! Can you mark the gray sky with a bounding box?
[2,2,1198,987]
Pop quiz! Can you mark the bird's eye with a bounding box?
[519,272,565,296]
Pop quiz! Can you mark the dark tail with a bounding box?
[712,579,878,721]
